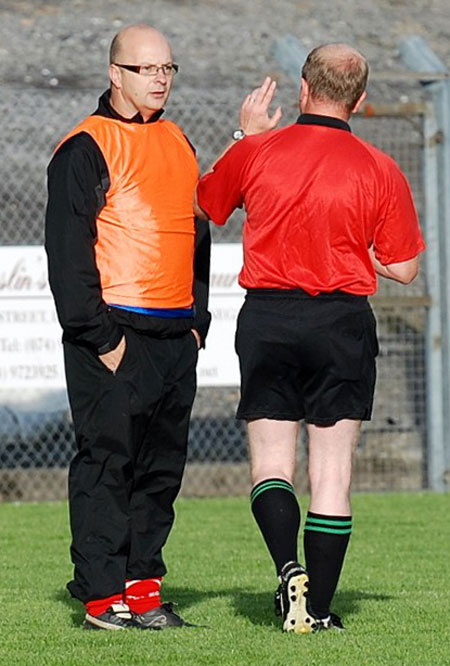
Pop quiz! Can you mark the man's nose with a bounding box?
[154,67,168,83]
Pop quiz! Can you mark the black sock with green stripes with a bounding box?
[303,511,352,618]
[250,478,300,575]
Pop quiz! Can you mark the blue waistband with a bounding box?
[109,304,195,318]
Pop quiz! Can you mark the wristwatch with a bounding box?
[232,129,246,141]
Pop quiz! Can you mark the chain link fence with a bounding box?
[0,85,429,500]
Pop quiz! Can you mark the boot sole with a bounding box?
[282,573,316,634]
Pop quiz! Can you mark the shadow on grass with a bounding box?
[333,588,394,620]
[52,583,394,630]
[164,584,395,628]
[54,588,85,627]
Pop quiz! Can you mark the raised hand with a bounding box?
[239,77,283,136]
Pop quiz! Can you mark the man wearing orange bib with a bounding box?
[45,24,210,630]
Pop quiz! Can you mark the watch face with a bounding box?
[232,129,245,140]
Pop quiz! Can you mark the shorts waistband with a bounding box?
[245,288,368,302]
[109,304,195,318]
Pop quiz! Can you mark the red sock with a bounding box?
[125,578,162,613]
[85,593,124,617]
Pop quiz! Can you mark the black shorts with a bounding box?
[235,290,378,426]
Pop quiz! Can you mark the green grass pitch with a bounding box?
[0,493,449,666]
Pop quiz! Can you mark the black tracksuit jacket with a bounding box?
[45,90,211,355]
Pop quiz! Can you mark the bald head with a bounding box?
[301,43,369,113]
[108,23,176,121]
[109,24,172,65]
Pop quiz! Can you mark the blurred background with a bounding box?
[0,0,449,501]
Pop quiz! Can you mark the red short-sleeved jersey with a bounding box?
[197,114,425,295]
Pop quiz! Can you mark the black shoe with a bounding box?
[313,612,345,632]
[274,561,316,634]
[83,603,137,631]
[132,602,197,630]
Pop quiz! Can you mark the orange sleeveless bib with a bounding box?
[60,115,199,309]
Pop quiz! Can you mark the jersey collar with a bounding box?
[296,113,351,132]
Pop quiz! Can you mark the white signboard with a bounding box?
[0,244,244,389]
[197,243,244,386]
[0,246,65,389]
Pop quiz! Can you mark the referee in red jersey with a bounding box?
[195,43,425,634]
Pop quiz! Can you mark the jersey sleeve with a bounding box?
[373,159,426,265]
[196,138,258,225]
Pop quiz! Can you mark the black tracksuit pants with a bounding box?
[63,327,198,603]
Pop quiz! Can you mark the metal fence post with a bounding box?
[423,100,446,490]
[430,80,450,489]
[400,35,450,490]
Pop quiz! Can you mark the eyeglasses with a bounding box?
[114,63,179,77]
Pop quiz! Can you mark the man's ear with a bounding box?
[352,90,367,114]
[109,63,121,90]
[299,77,309,110]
